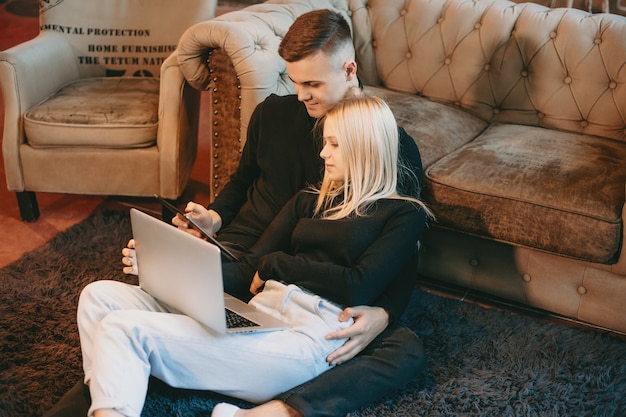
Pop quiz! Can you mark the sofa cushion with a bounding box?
[24,77,159,149]
[424,123,626,263]
[364,86,488,168]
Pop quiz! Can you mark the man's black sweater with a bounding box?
[212,94,426,321]
[211,94,423,252]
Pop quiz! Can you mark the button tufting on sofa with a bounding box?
[175,0,626,334]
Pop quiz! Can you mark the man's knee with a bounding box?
[373,326,426,380]
[276,326,425,417]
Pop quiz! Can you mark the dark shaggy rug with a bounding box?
[1,210,625,417]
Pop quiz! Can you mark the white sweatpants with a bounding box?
[77,279,350,417]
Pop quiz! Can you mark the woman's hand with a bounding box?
[121,239,138,275]
[249,272,266,295]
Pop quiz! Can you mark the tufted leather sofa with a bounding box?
[177,0,626,334]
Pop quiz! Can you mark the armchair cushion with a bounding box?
[24,77,158,148]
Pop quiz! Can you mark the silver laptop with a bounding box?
[129,208,290,334]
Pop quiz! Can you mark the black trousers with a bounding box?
[276,325,426,417]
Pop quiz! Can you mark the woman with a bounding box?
[77,94,432,417]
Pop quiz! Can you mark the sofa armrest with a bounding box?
[157,50,200,199]
[176,0,351,196]
[0,31,81,191]
[177,1,336,142]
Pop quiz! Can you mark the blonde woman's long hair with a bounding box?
[314,93,433,220]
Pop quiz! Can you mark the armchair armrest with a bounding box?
[0,31,81,191]
[157,50,200,199]
[0,31,80,111]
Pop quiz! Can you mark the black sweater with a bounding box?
[213,94,426,321]
[223,191,427,322]
[210,94,423,251]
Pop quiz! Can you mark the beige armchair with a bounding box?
[0,0,217,221]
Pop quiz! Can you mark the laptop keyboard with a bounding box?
[225,308,260,329]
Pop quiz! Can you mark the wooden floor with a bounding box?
[0,0,252,267]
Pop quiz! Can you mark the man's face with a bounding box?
[286,50,355,118]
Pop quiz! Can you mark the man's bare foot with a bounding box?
[237,400,302,417]
[94,409,125,417]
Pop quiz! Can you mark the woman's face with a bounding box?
[320,117,345,182]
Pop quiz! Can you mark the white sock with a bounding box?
[211,402,241,417]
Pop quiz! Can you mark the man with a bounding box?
[44,9,426,417]
[175,10,426,417]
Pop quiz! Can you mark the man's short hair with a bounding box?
[279,9,353,62]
